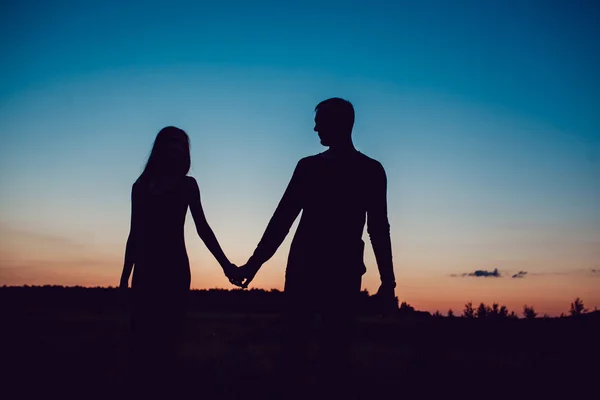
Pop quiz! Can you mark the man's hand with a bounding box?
[238,261,261,289]
[375,282,397,316]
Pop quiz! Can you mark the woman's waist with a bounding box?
[133,259,191,284]
[136,246,190,265]
[138,232,185,245]
[138,237,187,252]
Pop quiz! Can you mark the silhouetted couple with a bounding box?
[119,98,396,398]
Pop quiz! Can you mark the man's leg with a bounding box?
[316,274,362,397]
[278,278,315,398]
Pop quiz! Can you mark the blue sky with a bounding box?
[1,0,599,314]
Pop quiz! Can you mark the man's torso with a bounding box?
[287,150,382,277]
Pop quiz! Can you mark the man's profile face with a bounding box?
[314,109,335,147]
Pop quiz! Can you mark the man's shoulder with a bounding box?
[359,155,387,185]
[296,154,322,167]
[356,152,383,168]
[298,151,384,170]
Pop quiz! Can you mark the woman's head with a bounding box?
[141,126,191,180]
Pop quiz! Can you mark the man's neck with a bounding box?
[328,141,357,155]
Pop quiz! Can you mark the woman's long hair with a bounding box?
[136,126,191,194]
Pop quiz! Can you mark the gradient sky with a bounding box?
[1,0,599,316]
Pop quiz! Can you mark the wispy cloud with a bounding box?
[512,271,528,279]
[0,224,87,248]
[451,268,501,278]
[0,257,122,287]
[0,224,121,287]
[450,268,600,279]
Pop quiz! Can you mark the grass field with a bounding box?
[2,288,598,399]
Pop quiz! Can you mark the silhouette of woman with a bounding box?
[119,126,241,392]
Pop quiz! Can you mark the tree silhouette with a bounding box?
[484,303,509,319]
[5,285,596,325]
[463,302,475,319]
[569,297,587,317]
[476,302,490,319]
[399,301,415,313]
[523,304,537,319]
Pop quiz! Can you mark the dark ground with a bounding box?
[2,287,598,399]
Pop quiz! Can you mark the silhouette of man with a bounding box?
[240,98,396,396]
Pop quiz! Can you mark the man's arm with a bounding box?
[241,160,306,286]
[367,162,396,289]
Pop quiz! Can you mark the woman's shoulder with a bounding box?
[184,175,198,187]
[132,175,194,196]
[183,176,200,195]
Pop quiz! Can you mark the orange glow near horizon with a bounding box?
[2,224,598,318]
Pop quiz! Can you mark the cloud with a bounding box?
[530,269,600,277]
[451,268,501,278]
[469,268,501,278]
[512,271,528,279]
[451,268,600,279]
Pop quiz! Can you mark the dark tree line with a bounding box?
[0,285,595,320]
[458,298,592,320]
[0,285,395,316]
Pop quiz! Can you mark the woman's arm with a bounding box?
[119,186,138,288]
[187,177,236,275]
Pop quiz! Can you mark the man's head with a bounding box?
[314,98,355,147]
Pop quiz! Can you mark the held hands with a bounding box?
[223,262,244,287]
[237,261,260,289]
[223,260,261,289]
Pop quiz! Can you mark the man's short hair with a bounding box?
[315,98,355,132]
